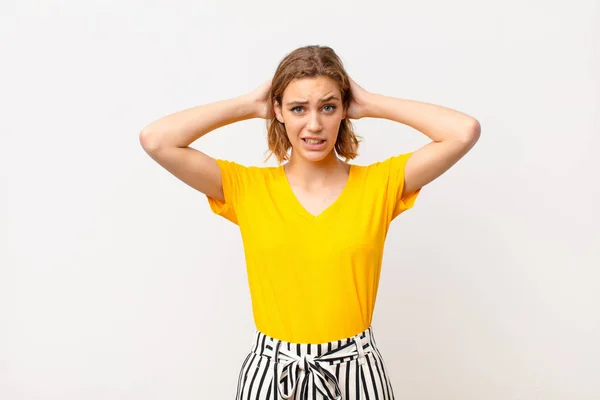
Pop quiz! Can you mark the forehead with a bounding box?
[282,76,341,101]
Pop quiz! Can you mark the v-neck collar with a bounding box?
[278,163,356,221]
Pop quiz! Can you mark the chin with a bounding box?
[299,148,336,162]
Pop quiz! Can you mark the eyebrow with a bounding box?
[285,95,340,106]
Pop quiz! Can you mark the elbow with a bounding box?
[470,119,481,136]
[460,119,481,144]
[139,127,163,153]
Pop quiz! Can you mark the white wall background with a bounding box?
[1,1,598,399]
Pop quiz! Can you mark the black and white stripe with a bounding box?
[235,326,396,400]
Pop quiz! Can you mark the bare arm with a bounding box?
[139,81,271,202]
[364,93,480,196]
[347,78,480,196]
[140,95,257,149]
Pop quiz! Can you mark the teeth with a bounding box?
[304,139,324,144]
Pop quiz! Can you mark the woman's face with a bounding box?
[274,76,346,163]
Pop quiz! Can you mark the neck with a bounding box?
[284,152,348,188]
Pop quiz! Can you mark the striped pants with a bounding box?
[235,326,396,400]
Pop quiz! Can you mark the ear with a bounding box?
[273,101,284,124]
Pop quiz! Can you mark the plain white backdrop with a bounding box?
[1,1,598,399]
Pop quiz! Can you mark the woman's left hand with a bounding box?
[346,77,373,120]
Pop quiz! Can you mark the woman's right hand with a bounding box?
[246,79,273,119]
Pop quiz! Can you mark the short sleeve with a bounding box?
[206,159,250,225]
[384,152,422,220]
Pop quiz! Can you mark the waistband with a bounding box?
[249,326,377,400]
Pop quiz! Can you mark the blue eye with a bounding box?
[290,105,337,114]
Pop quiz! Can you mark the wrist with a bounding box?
[235,93,261,119]
[363,93,384,119]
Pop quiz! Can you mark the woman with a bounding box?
[140,45,480,400]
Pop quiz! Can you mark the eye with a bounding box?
[289,105,337,114]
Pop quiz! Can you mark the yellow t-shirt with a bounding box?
[206,153,421,344]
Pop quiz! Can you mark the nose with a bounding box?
[307,112,322,132]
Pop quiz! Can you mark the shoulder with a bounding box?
[350,153,408,173]
[216,159,280,180]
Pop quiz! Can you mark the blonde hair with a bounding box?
[264,45,362,164]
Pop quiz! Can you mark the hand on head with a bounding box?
[346,77,372,120]
[247,79,273,120]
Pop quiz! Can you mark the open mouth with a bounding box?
[302,138,326,144]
